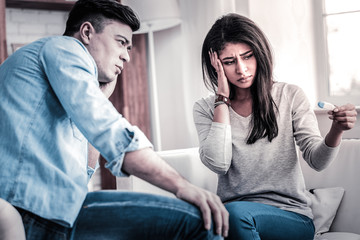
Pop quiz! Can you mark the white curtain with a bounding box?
[153,0,248,150]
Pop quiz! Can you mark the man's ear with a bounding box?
[79,22,95,45]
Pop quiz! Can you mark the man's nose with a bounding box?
[120,50,130,63]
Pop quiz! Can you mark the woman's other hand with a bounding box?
[325,103,357,147]
[329,103,357,132]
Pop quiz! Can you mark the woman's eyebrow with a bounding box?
[221,50,253,61]
[240,50,253,56]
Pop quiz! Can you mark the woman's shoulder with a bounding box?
[193,94,216,114]
[273,81,303,92]
[273,82,305,100]
[194,94,215,106]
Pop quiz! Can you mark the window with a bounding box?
[315,0,360,105]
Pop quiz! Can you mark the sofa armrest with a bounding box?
[120,147,218,198]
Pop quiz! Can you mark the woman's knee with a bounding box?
[225,201,256,225]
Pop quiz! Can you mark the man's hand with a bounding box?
[99,80,117,98]
[122,148,229,237]
[176,182,229,237]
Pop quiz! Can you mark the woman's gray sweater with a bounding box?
[193,82,339,219]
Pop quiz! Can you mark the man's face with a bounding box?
[87,20,133,83]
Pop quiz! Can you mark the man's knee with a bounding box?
[0,198,26,240]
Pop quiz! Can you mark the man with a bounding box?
[0,0,228,239]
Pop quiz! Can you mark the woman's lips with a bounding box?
[238,75,252,82]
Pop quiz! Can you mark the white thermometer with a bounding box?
[318,101,336,110]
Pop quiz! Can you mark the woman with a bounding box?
[193,13,357,240]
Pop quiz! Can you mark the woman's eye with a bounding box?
[244,54,253,60]
[224,60,235,65]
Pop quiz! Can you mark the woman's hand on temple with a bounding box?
[209,49,230,97]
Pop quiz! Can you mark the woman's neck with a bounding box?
[233,88,252,102]
[231,88,253,117]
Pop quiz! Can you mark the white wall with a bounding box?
[154,0,319,150]
[154,0,244,150]
[249,0,317,104]
[5,8,68,54]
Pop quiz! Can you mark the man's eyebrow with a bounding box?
[115,34,131,45]
[221,50,253,61]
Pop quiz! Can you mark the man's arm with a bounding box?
[88,79,229,236]
[122,148,229,237]
[87,80,118,169]
[88,143,100,169]
[88,144,229,237]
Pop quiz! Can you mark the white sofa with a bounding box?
[119,139,360,240]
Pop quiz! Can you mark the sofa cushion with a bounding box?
[306,187,344,235]
[316,232,360,240]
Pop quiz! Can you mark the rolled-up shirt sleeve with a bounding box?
[39,37,152,177]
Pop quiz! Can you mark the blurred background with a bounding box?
[1,0,359,189]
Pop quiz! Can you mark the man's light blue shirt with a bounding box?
[0,36,152,227]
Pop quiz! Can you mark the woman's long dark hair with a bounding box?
[201,13,278,144]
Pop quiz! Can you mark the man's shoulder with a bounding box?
[39,36,95,69]
[41,36,87,54]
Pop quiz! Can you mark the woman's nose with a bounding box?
[236,60,247,74]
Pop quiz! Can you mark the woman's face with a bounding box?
[218,42,257,90]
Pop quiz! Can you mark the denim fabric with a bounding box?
[0,36,152,227]
[16,207,71,240]
[71,191,223,240]
[17,191,223,240]
[225,201,315,240]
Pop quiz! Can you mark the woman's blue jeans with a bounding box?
[225,201,315,240]
[18,191,222,240]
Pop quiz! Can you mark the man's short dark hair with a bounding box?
[63,0,140,36]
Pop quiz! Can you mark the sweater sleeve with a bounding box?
[193,97,232,174]
[290,85,339,171]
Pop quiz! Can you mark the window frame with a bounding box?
[314,0,360,106]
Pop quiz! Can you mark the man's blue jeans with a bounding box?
[225,201,315,240]
[18,191,222,240]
